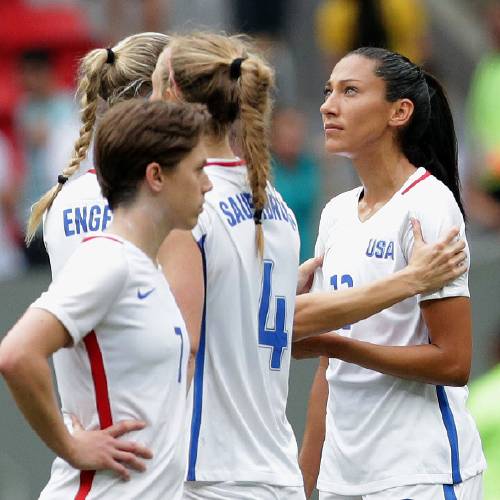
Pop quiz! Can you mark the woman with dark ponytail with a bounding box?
[295,47,485,499]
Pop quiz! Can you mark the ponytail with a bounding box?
[239,57,273,257]
[25,49,108,245]
[25,32,169,245]
[167,33,275,257]
[420,73,465,219]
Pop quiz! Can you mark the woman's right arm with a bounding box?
[0,308,152,480]
[299,356,329,499]
[293,221,465,340]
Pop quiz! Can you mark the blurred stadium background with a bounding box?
[1,1,500,498]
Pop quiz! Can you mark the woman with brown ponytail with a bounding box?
[26,32,169,277]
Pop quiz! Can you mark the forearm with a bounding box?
[312,335,468,386]
[1,354,74,460]
[299,358,328,498]
[293,268,418,340]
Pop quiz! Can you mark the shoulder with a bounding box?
[320,187,360,223]
[402,172,463,224]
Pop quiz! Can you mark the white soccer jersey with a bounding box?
[187,158,303,486]
[32,234,190,500]
[43,169,111,278]
[313,168,486,495]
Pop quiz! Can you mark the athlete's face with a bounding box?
[163,136,212,230]
[320,54,398,158]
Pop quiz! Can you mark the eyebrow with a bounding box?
[325,78,362,86]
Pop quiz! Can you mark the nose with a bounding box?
[320,92,339,117]
[202,172,213,194]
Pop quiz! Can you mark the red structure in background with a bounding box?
[0,0,96,179]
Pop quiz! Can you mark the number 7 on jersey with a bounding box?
[258,260,288,370]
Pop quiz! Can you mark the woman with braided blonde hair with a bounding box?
[26,32,169,277]
[151,32,309,499]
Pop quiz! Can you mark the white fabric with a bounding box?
[33,234,189,499]
[43,170,111,279]
[313,168,486,495]
[184,481,305,500]
[319,472,483,500]
[187,159,303,486]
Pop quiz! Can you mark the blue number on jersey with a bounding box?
[330,274,354,330]
[258,260,288,370]
[174,327,184,383]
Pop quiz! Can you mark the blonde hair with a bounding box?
[166,33,274,256]
[25,32,169,245]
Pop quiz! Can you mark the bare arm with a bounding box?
[299,356,328,499]
[293,222,466,341]
[0,309,152,479]
[293,297,471,387]
[158,229,204,391]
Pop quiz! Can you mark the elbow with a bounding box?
[444,362,470,387]
[0,345,22,381]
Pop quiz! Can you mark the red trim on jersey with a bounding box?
[75,331,113,499]
[87,169,96,174]
[82,235,123,244]
[204,159,245,167]
[401,170,431,195]
[74,471,96,500]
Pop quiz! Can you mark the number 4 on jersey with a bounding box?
[258,260,288,370]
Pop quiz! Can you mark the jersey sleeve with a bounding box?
[401,189,469,302]
[31,240,129,344]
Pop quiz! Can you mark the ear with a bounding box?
[388,98,414,129]
[144,162,164,193]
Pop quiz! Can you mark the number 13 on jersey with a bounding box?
[258,260,288,370]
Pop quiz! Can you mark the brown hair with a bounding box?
[26,32,169,245]
[163,32,274,256]
[94,99,209,210]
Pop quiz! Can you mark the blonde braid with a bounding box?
[25,49,108,245]
[239,56,274,257]
[25,32,169,246]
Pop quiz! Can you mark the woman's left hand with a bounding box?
[297,256,323,295]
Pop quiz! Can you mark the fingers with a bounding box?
[117,440,153,459]
[441,226,460,246]
[112,450,147,473]
[106,420,146,438]
[108,460,131,481]
[410,218,424,244]
[70,414,83,432]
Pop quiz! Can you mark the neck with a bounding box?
[204,133,235,159]
[353,141,416,204]
[107,202,172,263]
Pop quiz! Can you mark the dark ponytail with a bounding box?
[350,47,466,219]
[419,73,465,218]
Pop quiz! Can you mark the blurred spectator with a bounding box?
[464,1,500,231]
[15,48,79,266]
[468,325,500,500]
[233,0,298,107]
[0,132,26,281]
[271,108,321,262]
[315,0,429,68]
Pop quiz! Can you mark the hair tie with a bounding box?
[230,57,246,80]
[106,48,115,65]
[253,208,263,225]
[57,174,68,185]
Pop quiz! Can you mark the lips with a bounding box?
[324,123,344,131]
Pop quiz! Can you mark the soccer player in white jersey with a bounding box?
[294,48,486,500]
[150,34,471,500]
[0,99,212,499]
[25,32,169,277]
